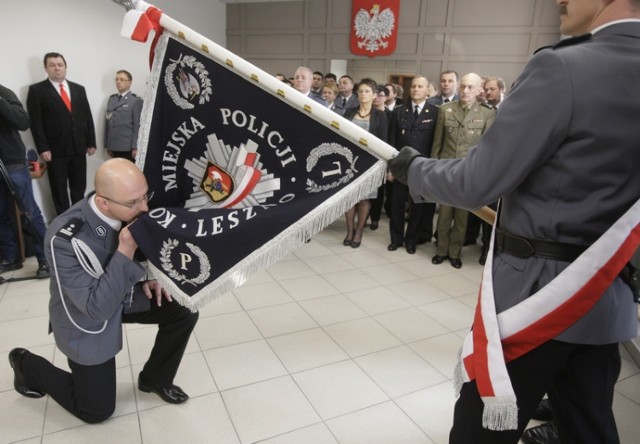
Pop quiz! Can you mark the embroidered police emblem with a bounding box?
[95,225,107,238]
[200,162,234,203]
[183,134,281,209]
[164,53,212,110]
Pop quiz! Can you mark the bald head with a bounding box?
[95,158,146,195]
[459,72,483,105]
[95,159,149,221]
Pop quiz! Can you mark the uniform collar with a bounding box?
[89,195,122,231]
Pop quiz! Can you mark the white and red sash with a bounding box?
[454,198,640,431]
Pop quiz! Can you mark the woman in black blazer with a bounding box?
[342,78,388,248]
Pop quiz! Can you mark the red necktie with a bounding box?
[59,84,72,112]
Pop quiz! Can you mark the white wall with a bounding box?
[1,0,227,222]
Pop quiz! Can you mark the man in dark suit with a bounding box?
[105,70,143,162]
[8,158,199,423]
[426,70,459,106]
[27,52,96,215]
[336,75,359,111]
[387,76,439,254]
[389,0,640,441]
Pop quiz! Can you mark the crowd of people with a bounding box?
[3,3,640,442]
[281,66,506,268]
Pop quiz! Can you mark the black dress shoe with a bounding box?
[432,255,447,264]
[449,258,462,269]
[36,262,50,279]
[479,253,487,265]
[405,245,416,254]
[387,243,400,251]
[370,220,379,230]
[532,398,554,421]
[9,348,45,398]
[0,260,22,274]
[521,421,560,444]
[138,374,189,404]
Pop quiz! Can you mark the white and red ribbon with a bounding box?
[455,198,640,430]
[120,2,164,67]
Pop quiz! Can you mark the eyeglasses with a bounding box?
[100,191,154,209]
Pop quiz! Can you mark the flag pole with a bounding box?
[114,0,496,226]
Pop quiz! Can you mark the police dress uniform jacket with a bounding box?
[27,80,96,156]
[386,102,440,247]
[104,92,143,153]
[44,197,147,365]
[389,102,439,154]
[407,22,640,344]
[431,100,496,160]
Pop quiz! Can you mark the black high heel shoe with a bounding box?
[351,229,363,248]
[343,229,355,246]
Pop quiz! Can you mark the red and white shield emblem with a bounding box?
[350,0,399,58]
[201,162,234,203]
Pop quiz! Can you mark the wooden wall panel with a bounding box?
[227,0,560,89]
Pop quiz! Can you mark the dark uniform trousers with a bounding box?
[19,299,198,423]
[450,340,621,444]
[389,181,435,246]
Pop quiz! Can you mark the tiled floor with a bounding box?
[1,217,639,443]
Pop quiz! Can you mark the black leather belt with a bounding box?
[495,228,588,262]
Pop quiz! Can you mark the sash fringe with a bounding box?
[481,395,518,431]
[453,346,465,395]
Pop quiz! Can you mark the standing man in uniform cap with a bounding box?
[389,0,640,442]
[105,70,143,162]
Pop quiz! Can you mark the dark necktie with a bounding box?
[443,98,450,103]
[342,97,347,107]
[414,104,419,119]
[59,84,72,112]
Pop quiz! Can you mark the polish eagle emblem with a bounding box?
[353,4,395,53]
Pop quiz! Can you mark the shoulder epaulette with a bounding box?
[109,93,118,98]
[533,33,592,54]
[56,218,84,241]
[553,32,592,48]
[481,103,495,110]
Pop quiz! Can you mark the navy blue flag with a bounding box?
[129,34,385,310]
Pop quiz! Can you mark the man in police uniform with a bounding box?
[105,70,143,161]
[389,0,640,441]
[387,76,439,254]
[8,158,198,423]
[430,73,495,268]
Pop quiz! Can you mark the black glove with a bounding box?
[387,146,423,184]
